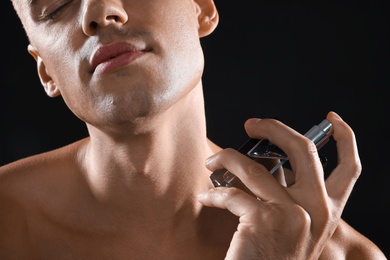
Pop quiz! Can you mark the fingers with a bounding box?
[200,112,362,258]
[244,117,327,194]
[197,186,260,217]
[325,111,361,208]
[241,112,361,220]
[206,148,291,202]
[205,112,360,211]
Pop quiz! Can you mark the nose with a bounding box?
[82,0,128,36]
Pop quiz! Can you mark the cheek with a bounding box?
[44,51,92,122]
[57,81,90,120]
[167,46,204,96]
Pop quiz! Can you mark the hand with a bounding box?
[198,111,361,259]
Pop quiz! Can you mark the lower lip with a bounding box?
[94,51,144,74]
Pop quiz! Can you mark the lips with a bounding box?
[90,42,145,74]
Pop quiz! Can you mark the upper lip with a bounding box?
[90,42,143,72]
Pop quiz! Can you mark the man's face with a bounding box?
[13,0,207,128]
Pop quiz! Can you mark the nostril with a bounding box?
[107,15,119,22]
[90,21,98,30]
[82,7,127,36]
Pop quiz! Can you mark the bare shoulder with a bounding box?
[0,138,87,189]
[0,139,87,255]
[320,219,386,259]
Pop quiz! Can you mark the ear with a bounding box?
[28,44,61,98]
[194,0,219,37]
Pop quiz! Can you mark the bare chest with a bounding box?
[6,213,231,260]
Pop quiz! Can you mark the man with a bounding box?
[0,0,385,258]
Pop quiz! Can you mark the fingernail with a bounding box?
[246,118,261,125]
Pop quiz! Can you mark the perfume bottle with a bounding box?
[210,119,333,189]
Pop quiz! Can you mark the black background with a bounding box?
[2,0,389,256]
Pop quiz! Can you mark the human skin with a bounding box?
[0,0,386,258]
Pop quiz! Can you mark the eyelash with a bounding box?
[41,1,72,21]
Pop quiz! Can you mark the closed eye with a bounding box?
[39,0,73,21]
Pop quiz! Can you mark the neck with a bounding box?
[79,85,219,215]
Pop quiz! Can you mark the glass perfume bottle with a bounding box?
[210,119,333,189]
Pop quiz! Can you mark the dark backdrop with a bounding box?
[2,0,389,256]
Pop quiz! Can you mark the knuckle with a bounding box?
[289,205,312,231]
[351,159,362,178]
[317,207,333,226]
[343,158,362,181]
[301,138,318,155]
[244,163,264,178]
[285,133,318,156]
[258,204,311,235]
[315,208,339,239]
